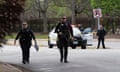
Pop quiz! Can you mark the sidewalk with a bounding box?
[94,38,120,42]
[6,39,48,46]
[0,62,31,72]
[6,38,120,45]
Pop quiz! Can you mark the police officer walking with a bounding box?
[14,22,36,64]
[55,16,73,63]
[97,25,107,49]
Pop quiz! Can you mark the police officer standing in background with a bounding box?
[14,22,36,64]
[78,24,84,32]
[97,25,107,49]
[55,16,73,63]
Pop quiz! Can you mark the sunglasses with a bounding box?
[62,18,67,19]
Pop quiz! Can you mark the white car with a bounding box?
[48,26,93,48]
[82,27,93,46]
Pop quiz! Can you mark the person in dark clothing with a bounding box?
[97,25,107,49]
[55,16,73,63]
[14,22,36,64]
[78,24,84,32]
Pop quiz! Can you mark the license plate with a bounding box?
[73,41,78,44]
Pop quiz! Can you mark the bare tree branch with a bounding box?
[52,0,71,8]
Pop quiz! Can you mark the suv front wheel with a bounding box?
[48,40,53,48]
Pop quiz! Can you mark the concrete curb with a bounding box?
[0,62,32,72]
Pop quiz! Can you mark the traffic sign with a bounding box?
[93,8,102,18]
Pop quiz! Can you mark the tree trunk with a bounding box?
[71,0,76,24]
[42,0,48,33]
[112,18,115,34]
[42,12,48,33]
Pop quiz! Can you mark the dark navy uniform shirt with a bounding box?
[97,29,107,38]
[15,28,35,42]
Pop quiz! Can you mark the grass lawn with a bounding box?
[5,33,48,39]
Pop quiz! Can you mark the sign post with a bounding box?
[93,8,102,30]
[97,15,100,30]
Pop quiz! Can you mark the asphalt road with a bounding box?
[0,39,120,72]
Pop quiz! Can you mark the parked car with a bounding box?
[48,26,93,49]
[82,27,93,46]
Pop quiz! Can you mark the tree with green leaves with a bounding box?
[91,0,120,17]
[23,0,50,33]
[91,0,120,33]
[52,0,90,24]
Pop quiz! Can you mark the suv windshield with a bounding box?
[83,28,92,34]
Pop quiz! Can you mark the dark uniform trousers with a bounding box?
[97,37,105,48]
[57,36,69,61]
[97,29,106,49]
[20,40,31,62]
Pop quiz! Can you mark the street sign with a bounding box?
[93,8,102,18]
[93,8,102,30]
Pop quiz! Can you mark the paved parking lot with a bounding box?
[0,39,120,72]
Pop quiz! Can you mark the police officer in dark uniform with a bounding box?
[78,24,84,32]
[97,25,107,49]
[55,16,73,63]
[14,22,36,64]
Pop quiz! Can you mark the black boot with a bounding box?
[22,60,26,64]
[64,60,69,63]
[60,58,63,63]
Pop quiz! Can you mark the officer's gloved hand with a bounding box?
[70,37,74,41]
[58,32,62,35]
